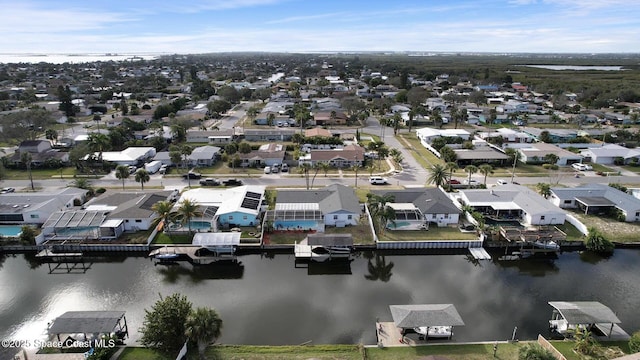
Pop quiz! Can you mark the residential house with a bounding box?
[82,191,174,231]
[9,140,69,167]
[187,145,221,167]
[457,184,566,226]
[580,144,640,165]
[416,128,471,145]
[304,127,333,138]
[186,129,235,145]
[244,129,295,142]
[239,143,286,167]
[549,184,640,222]
[312,111,348,126]
[454,143,510,166]
[522,127,577,143]
[476,128,534,144]
[97,147,156,166]
[515,143,583,166]
[0,187,86,225]
[267,184,361,232]
[298,144,365,168]
[178,185,266,229]
[372,188,460,229]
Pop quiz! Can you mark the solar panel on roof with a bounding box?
[245,191,262,199]
[241,197,260,210]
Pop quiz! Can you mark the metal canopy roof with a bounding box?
[390,304,465,328]
[48,311,126,335]
[548,301,621,325]
[575,196,615,207]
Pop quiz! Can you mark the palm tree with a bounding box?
[364,254,394,282]
[115,165,130,190]
[151,200,176,237]
[185,307,223,360]
[177,198,202,235]
[20,152,34,190]
[135,169,150,190]
[536,182,551,199]
[445,162,459,190]
[478,164,494,186]
[87,133,110,164]
[318,162,331,177]
[464,165,478,188]
[367,193,396,235]
[298,163,312,189]
[377,205,396,235]
[427,163,447,188]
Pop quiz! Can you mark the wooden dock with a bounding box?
[468,248,491,260]
[35,249,82,260]
[376,322,415,347]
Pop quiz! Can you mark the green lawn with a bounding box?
[118,345,363,360]
[324,223,375,245]
[591,163,616,174]
[366,342,522,360]
[153,233,193,244]
[397,133,441,170]
[550,340,630,360]
[379,227,478,241]
[1,167,77,180]
[622,164,640,173]
[554,222,586,241]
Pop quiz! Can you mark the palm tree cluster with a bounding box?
[151,198,202,236]
[367,193,396,236]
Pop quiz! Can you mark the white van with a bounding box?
[369,176,388,185]
[264,166,271,174]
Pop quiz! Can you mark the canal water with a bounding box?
[0,249,639,346]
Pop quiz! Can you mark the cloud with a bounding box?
[160,0,290,13]
[0,2,134,34]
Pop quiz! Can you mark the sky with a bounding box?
[1,0,639,54]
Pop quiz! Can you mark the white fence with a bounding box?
[565,214,589,236]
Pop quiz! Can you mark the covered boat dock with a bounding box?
[377,304,464,346]
[47,311,128,344]
[548,301,629,340]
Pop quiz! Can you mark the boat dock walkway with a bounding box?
[149,246,235,264]
[376,322,416,347]
[468,248,492,260]
[35,249,82,259]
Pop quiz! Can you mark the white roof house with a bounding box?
[416,128,471,144]
[550,184,640,222]
[458,184,566,225]
[97,147,156,166]
[516,143,583,166]
[581,144,640,165]
[0,187,86,225]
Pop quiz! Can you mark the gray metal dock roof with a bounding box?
[548,301,621,325]
[48,311,126,335]
[390,304,465,328]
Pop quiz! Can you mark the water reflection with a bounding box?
[364,254,394,282]
[0,250,639,346]
[155,260,245,283]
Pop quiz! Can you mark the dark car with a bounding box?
[182,172,202,179]
[199,178,220,186]
[223,179,243,186]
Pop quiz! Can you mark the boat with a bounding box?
[413,326,453,339]
[533,240,560,250]
[150,246,179,260]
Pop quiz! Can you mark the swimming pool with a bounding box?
[274,220,320,231]
[0,225,22,237]
[189,221,212,230]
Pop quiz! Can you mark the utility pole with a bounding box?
[510,150,518,183]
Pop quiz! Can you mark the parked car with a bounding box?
[369,176,388,185]
[223,179,243,186]
[281,163,289,172]
[199,178,220,186]
[463,179,480,185]
[496,179,509,185]
[572,163,592,171]
[159,165,168,174]
[446,179,461,185]
[0,187,15,194]
[183,172,202,179]
[264,166,271,174]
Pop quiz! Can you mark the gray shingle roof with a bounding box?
[276,184,360,214]
[551,183,640,214]
[372,188,460,215]
[390,304,465,328]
